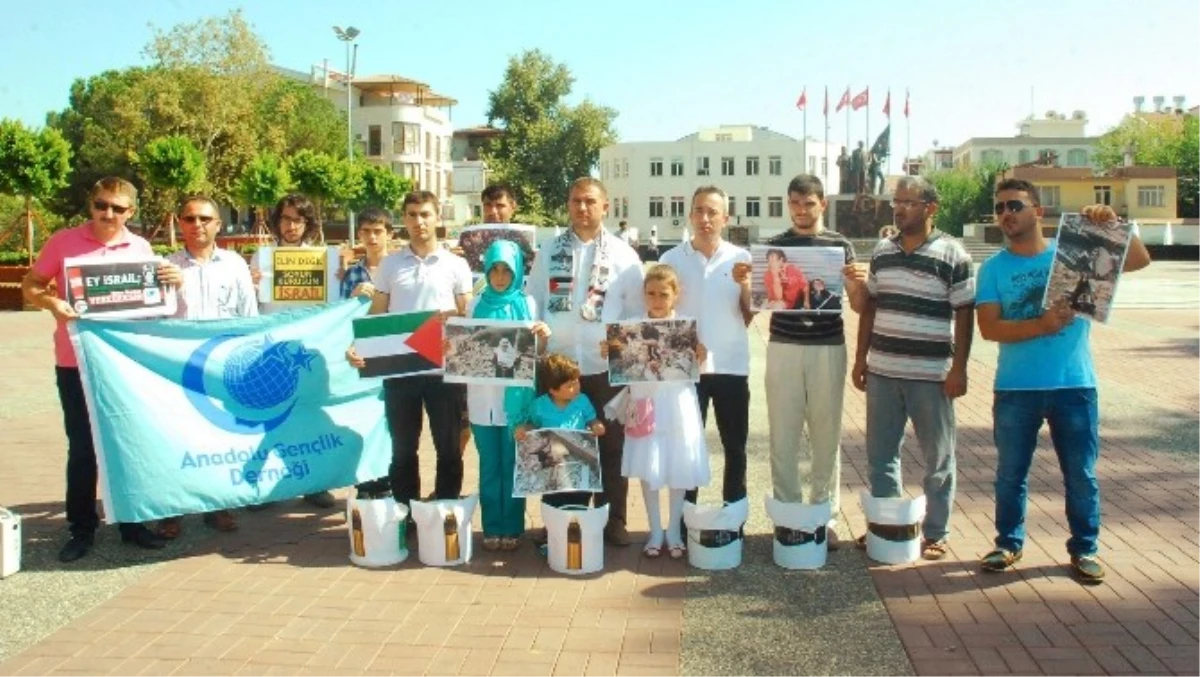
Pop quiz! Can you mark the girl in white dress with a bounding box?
[602,265,710,559]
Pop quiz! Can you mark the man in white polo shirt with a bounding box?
[348,190,473,509]
[661,185,753,510]
[527,177,645,545]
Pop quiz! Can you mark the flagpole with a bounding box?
[823,86,830,188]
[865,86,870,168]
[905,89,911,175]
[886,88,892,177]
[803,88,808,177]
[844,86,850,155]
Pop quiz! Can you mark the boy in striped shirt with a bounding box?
[852,176,975,561]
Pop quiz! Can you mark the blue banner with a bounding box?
[71,299,391,523]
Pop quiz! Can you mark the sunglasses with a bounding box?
[180,214,217,225]
[994,199,1029,215]
[92,199,132,215]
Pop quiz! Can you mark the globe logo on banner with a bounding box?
[183,334,316,434]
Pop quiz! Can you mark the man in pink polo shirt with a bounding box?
[22,177,184,563]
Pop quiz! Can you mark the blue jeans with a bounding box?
[992,388,1100,557]
[865,373,957,542]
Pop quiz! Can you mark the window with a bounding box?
[622,159,629,177]
[715,132,733,142]
[1037,185,1061,207]
[1038,148,1056,165]
[728,197,736,217]
[746,197,761,218]
[670,197,685,218]
[721,156,735,176]
[622,197,629,218]
[367,125,382,157]
[980,149,1004,165]
[746,156,760,176]
[1066,149,1089,167]
[392,122,420,155]
[649,197,664,218]
[1018,149,1033,164]
[769,156,782,175]
[697,156,710,176]
[1093,185,1112,206]
[473,205,482,219]
[1138,185,1166,208]
[670,157,684,176]
[821,158,828,177]
[650,158,663,176]
[808,155,816,174]
[425,132,432,159]
[435,136,442,163]
[768,197,783,218]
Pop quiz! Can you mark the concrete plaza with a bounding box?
[0,261,1196,676]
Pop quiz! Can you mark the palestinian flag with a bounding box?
[353,311,444,378]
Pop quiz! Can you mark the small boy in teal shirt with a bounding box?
[515,354,606,439]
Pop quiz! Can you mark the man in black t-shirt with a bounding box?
[764,175,868,543]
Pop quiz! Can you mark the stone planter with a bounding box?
[0,265,32,311]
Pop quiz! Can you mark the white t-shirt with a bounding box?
[661,239,752,376]
[376,246,472,314]
[618,227,639,247]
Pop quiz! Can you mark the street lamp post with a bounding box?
[333,25,360,246]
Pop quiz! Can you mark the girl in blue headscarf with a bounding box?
[462,239,549,551]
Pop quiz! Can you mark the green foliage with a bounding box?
[0,195,72,251]
[351,163,411,211]
[256,78,345,158]
[287,149,339,204]
[0,250,31,265]
[237,154,292,208]
[482,49,618,222]
[927,161,1006,237]
[139,135,206,193]
[1095,113,1199,218]
[0,119,72,201]
[152,244,182,257]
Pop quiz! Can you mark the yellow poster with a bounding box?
[272,248,328,302]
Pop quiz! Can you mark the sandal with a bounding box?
[667,544,686,560]
[921,538,949,561]
[156,517,183,540]
[642,544,662,559]
[203,510,238,533]
[980,548,1022,572]
[500,537,520,551]
[482,537,501,552]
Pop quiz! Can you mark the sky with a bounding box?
[3,0,1199,161]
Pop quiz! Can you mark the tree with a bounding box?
[927,161,1006,237]
[237,154,291,231]
[287,149,339,212]
[0,119,72,263]
[482,50,618,223]
[255,78,346,158]
[136,135,207,246]
[1094,113,1199,218]
[350,162,411,212]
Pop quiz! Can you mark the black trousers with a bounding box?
[685,373,750,505]
[383,375,464,506]
[56,367,142,538]
[542,374,628,527]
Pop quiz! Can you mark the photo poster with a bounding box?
[605,317,700,386]
[253,246,341,305]
[514,428,602,497]
[1042,212,1135,324]
[443,318,537,387]
[62,255,177,319]
[457,224,538,276]
[749,245,846,314]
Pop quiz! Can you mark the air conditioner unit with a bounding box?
[672,218,680,226]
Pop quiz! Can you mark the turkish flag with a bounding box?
[834,87,851,113]
[851,87,869,111]
[795,88,807,111]
[883,91,891,117]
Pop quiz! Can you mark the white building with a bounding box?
[599,125,842,240]
[952,111,1098,169]
[446,160,488,226]
[286,66,457,205]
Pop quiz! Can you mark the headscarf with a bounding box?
[472,240,530,321]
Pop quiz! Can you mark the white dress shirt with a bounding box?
[661,239,751,376]
[168,248,259,320]
[527,229,645,376]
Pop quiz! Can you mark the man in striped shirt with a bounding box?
[852,175,975,561]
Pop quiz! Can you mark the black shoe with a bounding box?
[121,525,167,550]
[303,491,337,509]
[1071,554,1105,584]
[58,534,94,563]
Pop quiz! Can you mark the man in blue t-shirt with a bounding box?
[975,178,1151,584]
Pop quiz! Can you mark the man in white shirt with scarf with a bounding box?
[527,177,645,545]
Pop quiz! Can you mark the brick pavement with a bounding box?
[1,280,1198,675]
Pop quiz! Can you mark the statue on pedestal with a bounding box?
[836,146,853,194]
